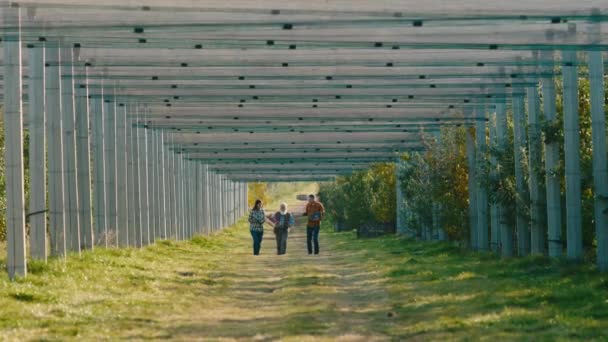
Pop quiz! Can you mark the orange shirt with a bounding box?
[305,201,325,226]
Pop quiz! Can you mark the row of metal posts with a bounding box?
[2,11,249,279]
[396,46,608,271]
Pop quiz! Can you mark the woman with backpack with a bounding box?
[248,199,266,255]
[271,203,295,255]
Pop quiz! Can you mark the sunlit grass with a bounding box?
[325,228,608,340]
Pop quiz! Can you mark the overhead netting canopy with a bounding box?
[2,0,608,180]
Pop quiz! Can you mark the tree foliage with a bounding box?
[319,163,396,229]
[399,128,470,240]
[247,182,270,208]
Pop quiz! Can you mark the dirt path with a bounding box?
[161,201,396,341]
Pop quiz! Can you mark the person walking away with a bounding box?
[248,199,265,255]
[272,203,295,255]
[303,194,325,255]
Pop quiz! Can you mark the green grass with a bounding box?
[0,226,246,340]
[323,226,608,340]
[0,184,607,340]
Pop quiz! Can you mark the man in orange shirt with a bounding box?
[303,194,325,255]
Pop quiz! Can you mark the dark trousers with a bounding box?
[275,229,288,255]
[250,230,263,255]
[306,225,320,254]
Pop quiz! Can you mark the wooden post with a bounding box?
[227,180,232,226]
[200,164,206,235]
[465,111,478,250]
[126,106,137,246]
[189,163,195,235]
[60,47,80,254]
[159,133,168,239]
[184,161,190,237]
[131,105,143,247]
[151,130,159,241]
[167,144,176,239]
[219,175,223,230]
[512,93,530,256]
[527,79,545,255]
[476,105,489,251]
[541,49,563,258]
[186,161,192,237]
[104,98,117,246]
[27,45,47,260]
[395,157,404,235]
[233,181,238,224]
[588,49,608,271]
[216,174,220,231]
[496,102,513,257]
[148,129,157,243]
[175,151,181,239]
[171,150,179,239]
[3,4,27,277]
[489,106,500,252]
[138,109,150,245]
[45,44,67,257]
[562,47,583,261]
[193,163,200,235]
[209,172,215,232]
[75,63,93,250]
[227,179,232,226]
[91,91,106,247]
[203,164,211,235]
[155,132,164,239]
[116,104,129,247]
[183,161,189,238]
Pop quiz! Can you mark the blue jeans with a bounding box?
[250,230,264,255]
[306,225,320,254]
[275,228,288,255]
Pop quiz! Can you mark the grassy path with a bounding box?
[0,198,396,341]
[1,193,608,340]
[161,203,397,341]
